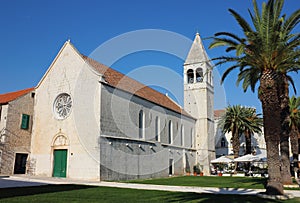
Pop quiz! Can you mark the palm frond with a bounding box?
[220,65,240,84]
[286,75,297,94]
[214,32,246,44]
[229,9,254,34]
[282,9,300,36]
[209,0,300,95]
[209,37,239,49]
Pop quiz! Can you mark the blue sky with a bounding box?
[0,0,299,113]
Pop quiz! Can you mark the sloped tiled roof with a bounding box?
[81,55,193,118]
[0,87,34,104]
[214,109,225,119]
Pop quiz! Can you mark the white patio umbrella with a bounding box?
[234,154,260,162]
[256,153,267,162]
[211,156,234,163]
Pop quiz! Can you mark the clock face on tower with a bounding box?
[53,93,72,119]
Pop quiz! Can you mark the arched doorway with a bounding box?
[52,134,69,178]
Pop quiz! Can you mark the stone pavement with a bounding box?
[1,175,300,198]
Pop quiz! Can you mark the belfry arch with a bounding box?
[196,68,203,82]
[187,69,194,84]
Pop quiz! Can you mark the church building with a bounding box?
[0,33,215,181]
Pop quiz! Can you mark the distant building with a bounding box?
[0,88,34,175]
[214,109,267,158]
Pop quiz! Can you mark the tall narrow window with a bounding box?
[168,120,173,144]
[181,125,184,146]
[169,159,174,175]
[139,110,145,139]
[221,138,226,147]
[0,105,2,121]
[187,69,194,84]
[21,114,30,130]
[0,150,2,168]
[190,128,194,148]
[155,116,160,141]
[196,68,203,82]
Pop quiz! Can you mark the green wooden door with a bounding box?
[53,149,67,178]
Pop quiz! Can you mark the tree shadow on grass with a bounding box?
[0,184,95,199]
[160,192,288,203]
[239,177,268,188]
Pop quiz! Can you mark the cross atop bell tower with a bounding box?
[183,32,215,175]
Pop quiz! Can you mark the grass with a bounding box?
[0,184,300,203]
[125,176,300,190]
[125,176,268,189]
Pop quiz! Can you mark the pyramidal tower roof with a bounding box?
[185,32,209,65]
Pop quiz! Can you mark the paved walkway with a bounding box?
[1,175,300,198]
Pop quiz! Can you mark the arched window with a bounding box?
[221,137,226,147]
[139,110,145,139]
[196,68,203,82]
[155,116,160,142]
[181,125,184,146]
[168,120,173,144]
[187,69,194,84]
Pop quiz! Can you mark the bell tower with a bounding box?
[183,33,215,175]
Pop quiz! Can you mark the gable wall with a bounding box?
[30,42,101,180]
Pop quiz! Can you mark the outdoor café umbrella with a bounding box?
[234,154,260,162]
[211,156,233,163]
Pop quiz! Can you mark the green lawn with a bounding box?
[125,176,299,190]
[0,184,300,203]
[125,176,267,189]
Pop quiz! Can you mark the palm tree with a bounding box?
[218,105,245,159]
[241,108,263,155]
[289,96,300,176]
[218,105,262,157]
[209,0,300,195]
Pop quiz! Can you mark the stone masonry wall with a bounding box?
[0,92,34,175]
[100,84,197,180]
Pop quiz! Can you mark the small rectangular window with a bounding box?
[21,114,30,130]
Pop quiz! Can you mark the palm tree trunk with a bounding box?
[232,132,240,158]
[290,125,299,177]
[231,127,240,173]
[245,130,252,155]
[279,75,292,185]
[259,70,284,195]
[280,133,292,184]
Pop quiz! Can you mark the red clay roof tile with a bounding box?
[214,109,225,118]
[81,55,193,118]
[0,87,34,104]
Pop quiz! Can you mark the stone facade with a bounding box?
[100,84,196,180]
[0,33,215,180]
[30,41,101,180]
[0,91,34,175]
[183,33,215,175]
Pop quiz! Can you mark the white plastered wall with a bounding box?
[30,41,101,180]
